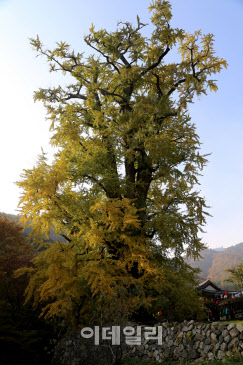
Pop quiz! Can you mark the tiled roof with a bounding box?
[196,279,222,291]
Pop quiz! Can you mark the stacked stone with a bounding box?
[124,321,243,362]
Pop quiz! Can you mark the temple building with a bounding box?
[196,279,242,320]
[196,279,237,298]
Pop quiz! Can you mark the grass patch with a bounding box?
[199,359,243,365]
[121,357,243,365]
[121,360,171,365]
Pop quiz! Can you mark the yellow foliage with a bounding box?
[18,0,226,323]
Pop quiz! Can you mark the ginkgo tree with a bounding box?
[17,0,227,323]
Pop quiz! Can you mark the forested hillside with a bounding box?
[0,212,66,245]
[187,242,243,290]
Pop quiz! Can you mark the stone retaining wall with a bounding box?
[52,321,243,364]
[124,321,243,362]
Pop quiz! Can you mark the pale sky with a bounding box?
[0,0,242,249]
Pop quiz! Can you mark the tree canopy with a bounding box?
[225,263,243,292]
[0,215,34,303]
[17,0,227,323]
[0,216,56,365]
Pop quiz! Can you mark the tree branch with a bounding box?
[141,46,170,76]
[85,36,121,74]
[152,73,163,96]
[60,234,71,242]
[167,78,186,96]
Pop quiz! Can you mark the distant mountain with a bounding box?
[224,242,243,253]
[214,246,225,252]
[187,242,243,291]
